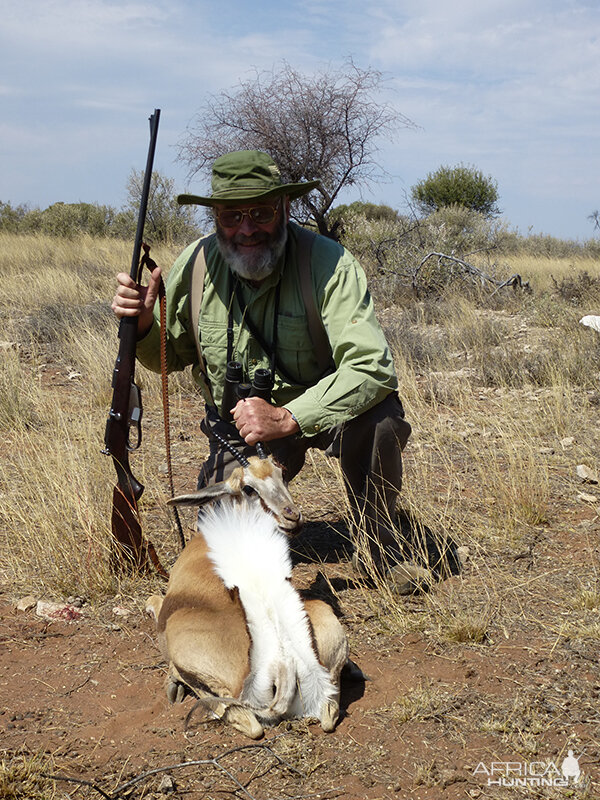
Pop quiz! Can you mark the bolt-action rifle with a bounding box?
[103,109,166,576]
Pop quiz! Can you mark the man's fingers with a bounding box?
[116,287,143,305]
[112,267,162,320]
[144,266,162,309]
[232,397,286,444]
[112,282,144,317]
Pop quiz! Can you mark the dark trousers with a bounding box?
[198,392,411,563]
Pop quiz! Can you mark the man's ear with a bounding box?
[284,196,291,221]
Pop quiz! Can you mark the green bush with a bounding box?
[0,201,30,233]
[28,202,117,238]
[329,201,399,224]
[412,164,500,217]
[123,169,201,245]
[551,270,600,305]
[502,231,600,259]
[338,204,510,302]
[0,171,202,244]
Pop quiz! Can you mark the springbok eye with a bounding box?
[242,485,256,496]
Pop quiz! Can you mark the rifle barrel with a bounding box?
[130,108,161,282]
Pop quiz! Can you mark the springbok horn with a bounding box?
[210,429,251,468]
[255,442,268,459]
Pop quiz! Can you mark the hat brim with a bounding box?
[177,180,320,207]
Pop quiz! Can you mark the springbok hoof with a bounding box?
[225,706,264,739]
[167,679,186,704]
[319,699,340,732]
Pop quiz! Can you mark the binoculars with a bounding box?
[221,361,273,422]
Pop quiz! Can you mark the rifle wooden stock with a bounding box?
[104,316,145,569]
[104,109,165,575]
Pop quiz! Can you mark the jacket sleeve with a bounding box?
[283,237,398,436]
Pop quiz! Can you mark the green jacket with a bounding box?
[136,222,398,436]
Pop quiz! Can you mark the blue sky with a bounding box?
[2,0,599,240]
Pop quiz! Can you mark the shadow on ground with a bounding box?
[290,512,462,580]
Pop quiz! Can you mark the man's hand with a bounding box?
[111,266,162,337]
[232,397,300,445]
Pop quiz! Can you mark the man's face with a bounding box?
[214,197,289,281]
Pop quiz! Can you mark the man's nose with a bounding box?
[237,214,260,235]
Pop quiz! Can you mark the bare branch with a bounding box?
[45,742,308,800]
[177,60,414,238]
[410,252,529,297]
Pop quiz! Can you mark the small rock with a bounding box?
[577,492,599,504]
[36,601,83,622]
[539,447,555,455]
[66,596,87,608]
[576,464,599,484]
[440,768,466,788]
[580,315,600,333]
[16,596,37,612]
[112,606,131,617]
[561,437,576,449]
[456,545,471,565]
[158,774,176,793]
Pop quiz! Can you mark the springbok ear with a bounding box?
[168,483,235,508]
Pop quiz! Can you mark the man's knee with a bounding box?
[338,392,411,453]
[370,392,411,449]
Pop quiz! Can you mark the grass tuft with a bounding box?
[0,753,56,800]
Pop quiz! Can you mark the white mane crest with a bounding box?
[200,500,292,587]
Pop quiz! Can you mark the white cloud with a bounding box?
[1,0,170,51]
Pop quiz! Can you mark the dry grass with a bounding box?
[0,752,56,800]
[3,229,600,797]
[500,253,600,293]
[0,234,188,600]
[1,231,600,619]
[389,681,451,724]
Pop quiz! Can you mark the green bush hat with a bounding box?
[177,150,320,207]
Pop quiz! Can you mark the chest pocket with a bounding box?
[275,312,322,388]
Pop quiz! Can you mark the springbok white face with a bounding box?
[169,454,302,534]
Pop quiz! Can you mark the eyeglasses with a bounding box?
[215,203,280,229]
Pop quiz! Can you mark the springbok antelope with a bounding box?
[146,446,350,739]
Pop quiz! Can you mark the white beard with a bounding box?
[216,218,288,281]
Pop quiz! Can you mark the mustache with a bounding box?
[232,232,270,246]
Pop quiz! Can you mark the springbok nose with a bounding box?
[280,507,303,534]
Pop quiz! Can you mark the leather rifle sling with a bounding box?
[138,245,175,574]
